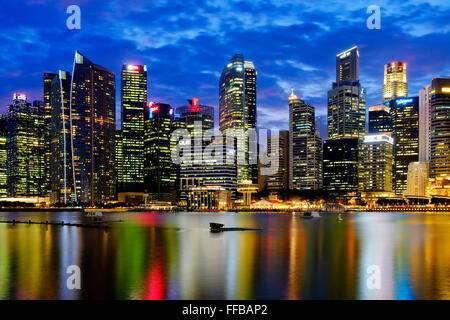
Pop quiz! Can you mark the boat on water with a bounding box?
[85,211,103,218]
[209,222,262,233]
[300,211,321,219]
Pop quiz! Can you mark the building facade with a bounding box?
[389,97,419,195]
[325,46,365,199]
[289,90,322,190]
[0,115,7,198]
[406,162,429,197]
[120,64,147,195]
[50,51,116,205]
[176,99,223,199]
[50,70,74,204]
[43,72,57,196]
[144,103,182,203]
[368,104,392,134]
[266,130,289,192]
[7,94,46,197]
[382,61,408,103]
[219,54,257,184]
[363,134,394,193]
[429,78,450,181]
[323,138,359,200]
[419,85,432,163]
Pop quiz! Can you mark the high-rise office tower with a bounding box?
[382,62,408,103]
[429,78,450,181]
[368,104,393,134]
[0,115,7,198]
[419,85,432,163]
[72,51,116,205]
[115,129,123,199]
[50,70,74,204]
[177,98,214,132]
[219,54,257,184]
[363,134,394,193]
[389,97,419,195]
[328,47,366,141]
[289,90,322,190]
[7,94,46,197]
[43,72,57,196]
[144,103,181,203]
[325,46,365,199]
[266,130,289,192]
[120,64,147,196]
[177,98,225,198]
[323,138,359,198]
[336,46,359,84]
[50,51,116,205]
[406,162,429,197]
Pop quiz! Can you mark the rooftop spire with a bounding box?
[289,88,298,101]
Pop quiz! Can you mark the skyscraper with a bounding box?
[382,62,408,103]
[177,98,226,198]
[50,51,116,205]
[368,104,392,134]
[389,97,419,195]
[120,64,147,196]
[419,85,432,163]
[336,46,359,84]
[7,94,46,197]
[406,162,429,197]
[115,129,124,199]
[325,46,365,199]
[266,130,289,192]
[43,72,57,196]
[327,85,366,140]
[429,78,450,181]
[219,54,257,184]
[144,103,181,203]
[323,139,359,199]
[50,70,74,204]
[363,133,394,193]
[0,115,7,198]
[289,90,322,190]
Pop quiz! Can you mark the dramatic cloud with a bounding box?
[0,0,449,134]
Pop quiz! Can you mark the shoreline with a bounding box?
[0,207,449,213]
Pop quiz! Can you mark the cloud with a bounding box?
[0,0,449,136]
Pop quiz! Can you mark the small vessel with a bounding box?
[300,211,321,219]
[210,222,224,232]
[85,211,103,217]
[85,211,103,221]
[209,222,262,233]
[337,214,344,221]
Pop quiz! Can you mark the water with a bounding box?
[0,211,450,300]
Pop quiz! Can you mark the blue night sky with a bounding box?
[1,0,449,135]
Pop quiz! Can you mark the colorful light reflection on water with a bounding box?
[0,211,450,300]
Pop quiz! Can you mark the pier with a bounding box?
[0,219,123,229]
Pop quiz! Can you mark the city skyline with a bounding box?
[1,1,450,136]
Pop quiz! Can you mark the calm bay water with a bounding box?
[0,211,450,300]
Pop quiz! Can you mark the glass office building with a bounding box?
[383,61,408,103]
[289,90,322,190]
[7,94,46,197]
[368,104,392,134]
[120,64,147,194]
[389,97,419,195]
[219,54,257,184]
[144,103,183,203]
